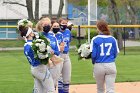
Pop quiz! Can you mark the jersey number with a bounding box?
[100,43,112,56]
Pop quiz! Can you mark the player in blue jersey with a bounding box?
[50,20,65,89]
[18,24,55,93]
[51,21,64,46]
[90,20,119,93]
[36,17,62,90]
[57,18,72,93]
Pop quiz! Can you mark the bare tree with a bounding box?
[122,0,139,39]
[109,0,123,49]
[49,0,52,19]
[35,0,39,21]
[26,0,34,21]
[3,0,40,21]
[3,0,65,21]
[3,1,26,7]
[57,0,64,20]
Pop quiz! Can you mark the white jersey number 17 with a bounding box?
[100,43,112,56]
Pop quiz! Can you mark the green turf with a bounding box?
[0,50,140,93]
[0,40,24,48]
[0,39,86,47]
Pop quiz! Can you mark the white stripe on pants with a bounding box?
[31,64,55,93]
[93,62,117,93]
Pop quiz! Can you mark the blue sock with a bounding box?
[58,81,63,93]
[63,84,69,93]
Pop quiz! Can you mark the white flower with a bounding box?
[38,53,46,59]
[35,39,42,42]
[39,42,46,52]
[47,45,53,53]
[41,40,44,42]
[45,54,48,58]
[18,19,28,25]
[78,43,91,58]
[35,43,40,47]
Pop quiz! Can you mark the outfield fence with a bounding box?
[72,25,140,55]
[0,25,140,55]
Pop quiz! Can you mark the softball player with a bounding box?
[58,18,72,93]
[36,17,61,90]
[18,25,55,93]
[90,20,119,93]
[51,21,63,48]
[50,21,64,89]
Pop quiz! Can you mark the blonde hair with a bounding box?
[36,20,43,32]
[36,17,51,32]
[28,21,33,28]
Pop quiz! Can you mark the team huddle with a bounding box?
[17,18,119,93]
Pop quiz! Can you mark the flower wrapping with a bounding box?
[77,43,91,59]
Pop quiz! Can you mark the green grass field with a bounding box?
[0,50,140,93]
[0,39,84,47]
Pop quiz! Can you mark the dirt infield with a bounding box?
[68,82,140,93]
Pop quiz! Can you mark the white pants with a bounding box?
[31,64,55,93]
[93,62,117,93]
[49,63,62,88]
[59,53,71,84]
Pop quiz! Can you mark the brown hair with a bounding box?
[58,18,68,24]
[96,20,110,35]
[18,25,28,37]
[51,20,57,26]
[50,20,60,31]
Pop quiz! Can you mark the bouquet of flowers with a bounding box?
[77,43,91,59]
[32,33,63,65]
[32,33,52,65]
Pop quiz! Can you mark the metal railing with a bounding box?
[1,25,140,55]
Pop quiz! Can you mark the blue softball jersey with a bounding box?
[55,32,63,45]
[43,32,60,56]
[90,35,119,64]
[60,29,71,53]
[24,40,41,67]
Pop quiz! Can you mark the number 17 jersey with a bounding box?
[90,35,119,64]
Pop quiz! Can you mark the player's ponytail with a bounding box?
[96,20,110,35]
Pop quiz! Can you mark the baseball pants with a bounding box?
[58,53,71,93]
[31,64,55,93]
[49,61,63,88]
[60,53,71,84]
[93,62,117,93]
